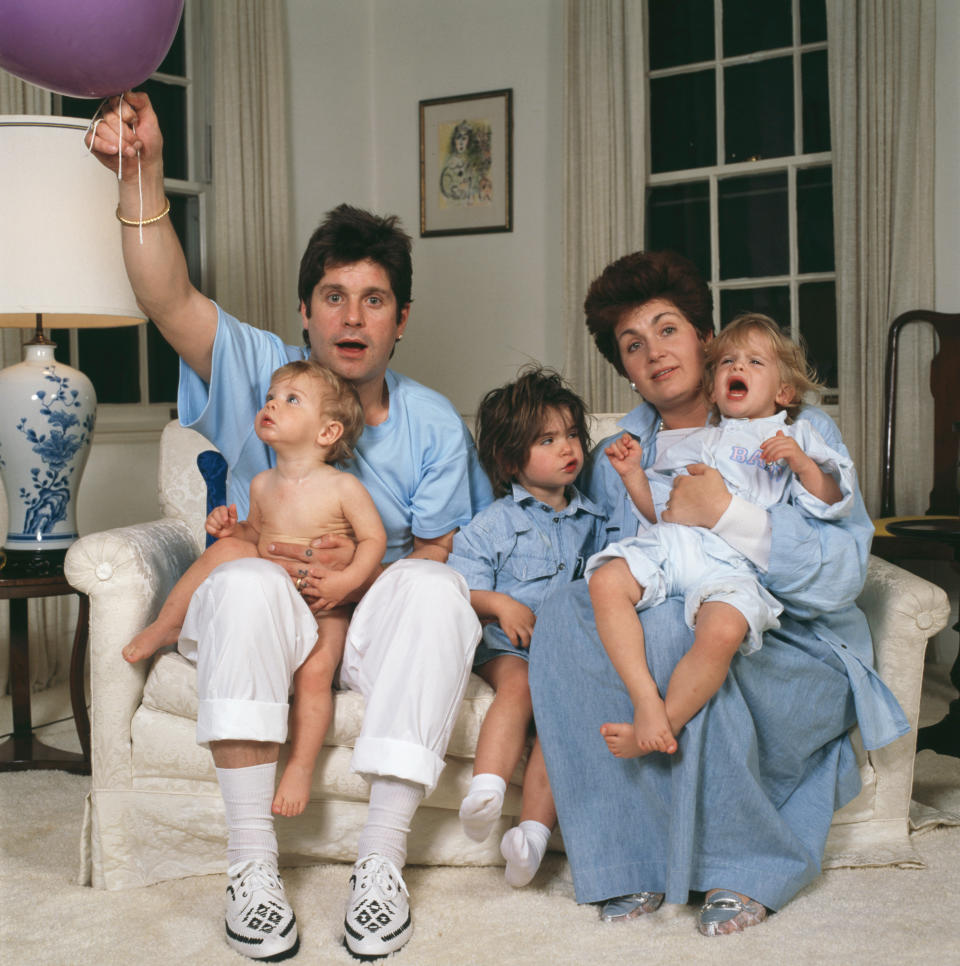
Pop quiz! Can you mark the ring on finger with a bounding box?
[295,577,305,591]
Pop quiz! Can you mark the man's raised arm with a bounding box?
[86,91,217,381]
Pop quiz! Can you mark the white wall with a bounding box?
[68,0,960,544]
[285,0,565,415]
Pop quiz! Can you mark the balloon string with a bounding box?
[85,92,145,244]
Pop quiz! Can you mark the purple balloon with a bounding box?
[0,0,184,98]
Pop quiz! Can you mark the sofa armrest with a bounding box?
[858,554,951,731]
[65,519,199,789]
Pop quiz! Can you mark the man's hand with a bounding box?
[268,534,361,615]
[661,463,731,529]
[84,91,162,181]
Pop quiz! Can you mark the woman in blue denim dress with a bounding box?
[528,251,907,936]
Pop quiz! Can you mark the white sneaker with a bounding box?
[343,853,412,960]
[225,860,299,961]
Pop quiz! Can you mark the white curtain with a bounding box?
[562,0,646,413]
[211,0,294,339]
[827,1,937,516]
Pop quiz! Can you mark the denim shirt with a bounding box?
[448,484,609,648]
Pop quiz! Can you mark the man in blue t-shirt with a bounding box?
[90,91,491,963]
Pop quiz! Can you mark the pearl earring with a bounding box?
[630,382,638,393]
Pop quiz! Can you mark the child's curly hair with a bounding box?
[475,365,590,498]
[704,313,824,422]
[269,360,364,463]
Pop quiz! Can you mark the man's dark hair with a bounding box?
[475,365,590,498]
[583,250,713,376]
[298,204,413,323]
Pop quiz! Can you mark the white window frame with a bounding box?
[646,0,836,409]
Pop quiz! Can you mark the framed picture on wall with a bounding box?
[419,88,513,237]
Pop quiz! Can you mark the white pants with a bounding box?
[585,522,782,655]
[179,556,481,792]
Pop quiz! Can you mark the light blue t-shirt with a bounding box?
[448,483,609,657]
[178,304,493,562]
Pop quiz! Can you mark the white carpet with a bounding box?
[2,667,959,966]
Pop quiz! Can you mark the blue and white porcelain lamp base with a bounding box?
[0,325,96,578]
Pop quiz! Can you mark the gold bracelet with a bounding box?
[116,198,171,227]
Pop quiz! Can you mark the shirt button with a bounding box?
[558,562,566,570]
[553,517,560,523]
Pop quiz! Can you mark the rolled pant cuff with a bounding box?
[196,698,291,747]
[351,736,444,793]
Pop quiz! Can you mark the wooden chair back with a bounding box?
[880,310,960,517]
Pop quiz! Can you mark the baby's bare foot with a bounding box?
[272,761,313,817]
[601,722,645,758]
[633,699,678,755]
[122,623,177,664]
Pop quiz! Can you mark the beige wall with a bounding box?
[285,0,565,416]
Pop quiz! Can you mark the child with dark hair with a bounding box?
[123,359,386,817]
[447,366,608,886]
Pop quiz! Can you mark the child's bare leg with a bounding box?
[273,612,348,817]
[122,537,258,663]
[460,655,532,842]
[663,600,747,734]
[589,559,676,756]
[500,738,555,886]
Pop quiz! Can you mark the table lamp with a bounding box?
[0,116,147,577]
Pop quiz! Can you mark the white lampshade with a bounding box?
[0,116,147,575]
[0,116,145,326]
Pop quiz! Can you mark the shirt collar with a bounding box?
[509,482,605,517]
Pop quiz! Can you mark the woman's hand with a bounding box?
[661,464,731,529]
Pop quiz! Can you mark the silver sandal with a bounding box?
[698,889,767,936]
[600,891,665,922]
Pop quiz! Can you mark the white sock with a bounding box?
[216,762,278,870]
[459,773,506,843]
[500,820,551,887]
[356,777,425,870]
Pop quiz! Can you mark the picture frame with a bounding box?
[419,88,513,237]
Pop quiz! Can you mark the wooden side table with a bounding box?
[0,572,90,773]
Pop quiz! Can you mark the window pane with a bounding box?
[801,49,831,154]
[59,96,96,120]
[723,0,791,57]
[141,78,187,180]
[797,166,834,273]
[724,57,794,163]
[718,172,788,278]
[646,182,711,281]
[648,0,714,70]
[76,326,142,404]
[798,280,838,388]
[720,287,790,328]
[650,71,717,173]
[157,14,186,76]
[800,0,828,44]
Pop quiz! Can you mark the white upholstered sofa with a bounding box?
[64,417,951,890]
